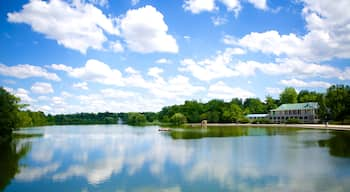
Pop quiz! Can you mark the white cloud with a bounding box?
[148,67,164,78]
[31,82,54,94]
[233,59,349,80]
[247,0,267,10]
[222,35,238,45]
[183,0,267,16]
[280,78,331,88]
[184,35,191,40]
[211,16,228,26]
[120,5,178,53]
[51,59,124,86]
[149,75,205,99]
[73,82,89,90]
[109,40,124,52]
[155,58,172,64]
[179,48,245,81]
[183,0,217,14]
[6,87,35,103]
[131,0,140,6]
[100,88,137,99]
[265,87,282,95]
[0,63,60,81]
[16,163,60,182]
[8,0,119,54]
[208,81,254,101]
[237,0,350,62]
[219,0,241,16]
[86,0,109,7]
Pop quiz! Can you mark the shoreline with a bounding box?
[186,123,350,131]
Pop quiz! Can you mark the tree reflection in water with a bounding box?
[0,134,35,191]
[170,126,301,140]
[319,131,350,158]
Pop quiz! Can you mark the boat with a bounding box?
[158,128,171,131]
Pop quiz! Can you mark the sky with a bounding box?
[0,0,349,114]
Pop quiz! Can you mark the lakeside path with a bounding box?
[186,123,350,131]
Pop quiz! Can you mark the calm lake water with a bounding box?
[1,125,350,191]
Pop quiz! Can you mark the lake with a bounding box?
[1,125,350,191]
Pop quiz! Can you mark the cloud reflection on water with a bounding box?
[12,125,350,191]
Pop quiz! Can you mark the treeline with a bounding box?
[158,85,350,124]
[1,84,350,138]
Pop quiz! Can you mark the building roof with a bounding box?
[246,114,268,118]
[272,102,319,111]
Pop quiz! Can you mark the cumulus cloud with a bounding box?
[109,40,124,52]
[51,59,124,86]
[131,0,140,6]
[5,87,35,103]
[179,48,245,81]
[247,0,267,10]
[183,0,267,15]
[183,0,217,14]
[0,63,60,81]
[280,78,331,88]
[119,5,178,53]
[237,0,350,61]
[31,82,54,94]
[86,0,109,7]
[73,82,89,90]
[208,81,254,101]
[8,0,119,54]
[233,59,349,80]
[156,58,172,64]
[149,75,206,99]
[265,87,282,95]
[148,67,163,78]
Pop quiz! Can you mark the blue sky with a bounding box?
[0,0,349,114]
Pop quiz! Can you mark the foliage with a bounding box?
[280,87,298,104]
[170,113,187,126]
[54,112,119,125]
[297,90,321,103]
[286,118,302,124]
[222,103,243,123]
[265,96,278,111]
[325,85,350,123]
[2,84,350,127]
[0,139,31,190]
[243,98,266,114]
[0,87,20,136]
[127,112,147,125]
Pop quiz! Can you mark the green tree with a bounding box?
[325,85,350,122]
[170,113,187,126]
[243,98,266,114]
[222,103,243,123]
[0,87,20,136]
[265,96,278,111]
[127,112,147,125]
[17,111,33,128]
[280,87,298,104]
[297,90,321,103]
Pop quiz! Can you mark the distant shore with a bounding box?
[186,123,350,131]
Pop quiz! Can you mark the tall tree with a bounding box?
[222,103,243,123]
[0,87,20,136]
[325,85,350,122]
[297,90,321,103]
[170,113,187,126]
[280,87,298,104]
[265,96,278,112]
[243,98,266,114]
